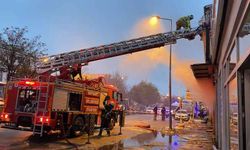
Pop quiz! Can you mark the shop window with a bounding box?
[229,77,238,149]
[229,44,237,75]
[239,10,250,61]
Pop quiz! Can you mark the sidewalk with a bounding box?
[171,119,214,150]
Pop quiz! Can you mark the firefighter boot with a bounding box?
[107,130,111,136]
[98,128,103,137]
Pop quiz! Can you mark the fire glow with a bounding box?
[118,17,215,114]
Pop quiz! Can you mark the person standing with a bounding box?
[98,96,114,137]
[161,107,166,121]
[153,106,158,121]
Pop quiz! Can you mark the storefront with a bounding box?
[211,0,250,149]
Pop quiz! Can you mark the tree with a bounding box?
[0,27,46,80]
[129,81,161,105]
[105,72,128,98]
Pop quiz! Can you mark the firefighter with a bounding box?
[176,15,194,30]
[69,64,82,81]
[161,107,166,121]
[153,106,158,121]
[98,96,114,137]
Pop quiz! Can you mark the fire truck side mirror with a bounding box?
[117,93,122,102]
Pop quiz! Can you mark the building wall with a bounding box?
[212,0,250,149]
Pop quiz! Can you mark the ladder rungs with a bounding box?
[33,84,50,137]
[34,124,43,126]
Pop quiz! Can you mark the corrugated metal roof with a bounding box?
[191,63,214,78]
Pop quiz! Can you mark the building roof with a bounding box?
[191,63,214,78]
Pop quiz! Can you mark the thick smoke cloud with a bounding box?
[119,18,215,115]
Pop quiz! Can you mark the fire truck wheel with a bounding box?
[69,116,84,137]
[84,115,96,135]
[109,118,115,130]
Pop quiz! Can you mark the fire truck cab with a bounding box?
[1,77,122,137]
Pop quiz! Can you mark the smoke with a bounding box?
[119,17,215,114]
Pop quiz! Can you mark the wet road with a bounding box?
[99,115,214,150]
[0,114,213,149]
[0,127,32,149]
[0,114,172,149]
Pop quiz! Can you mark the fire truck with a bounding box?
[0,61,124,137]
[1,73,123,136]
[0,6,214,137]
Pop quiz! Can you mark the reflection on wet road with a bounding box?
[0,114,213,149]
[99,132,183,150]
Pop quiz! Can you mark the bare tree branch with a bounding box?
[0,27,47,80]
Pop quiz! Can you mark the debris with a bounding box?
[134,124,150,129]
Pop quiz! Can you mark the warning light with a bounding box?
[25,81,35,85]
[39,117,49,123]
[4,114,8,119]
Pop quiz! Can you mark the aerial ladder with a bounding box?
[37,26,205,76]
[36,4,216,76]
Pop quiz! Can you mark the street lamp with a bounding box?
[151,16,173,131]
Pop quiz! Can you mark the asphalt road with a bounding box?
[0,114,173,150]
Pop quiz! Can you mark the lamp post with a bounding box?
[153,16,173,131]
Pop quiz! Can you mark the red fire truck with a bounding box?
[1,75,122,137]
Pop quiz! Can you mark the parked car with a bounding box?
[171,110,176,116]
[157,107,162,115]
[231,113,238,125]
[174,109,189,121]
[145,107,154,114]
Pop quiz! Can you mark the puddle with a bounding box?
[99,132,185,150]
[9,134,78,149]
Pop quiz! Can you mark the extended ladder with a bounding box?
[37,26,204,74]
[32,80,50,136]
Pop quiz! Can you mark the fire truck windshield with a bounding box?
[16,89,38,113]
